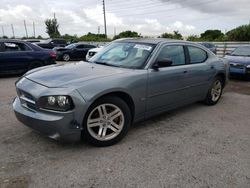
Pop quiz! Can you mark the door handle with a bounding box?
[183,70,188,73]
[211,65,214,69]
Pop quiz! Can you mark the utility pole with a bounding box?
[114,27,116,37]
[102,0,107,38]
[11,24,15,38]
[24,20,28,38]
[33,21,36,38]
[54,13,56,37]
[98,26,100,35]
[1,26,5,37]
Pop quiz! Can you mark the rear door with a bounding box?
[0,42,33,73]
[183,45,216,99]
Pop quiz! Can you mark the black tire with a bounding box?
[204,76,223,105]
[28,61,43,70]
[62,53,70,61]
[82,96,132,147]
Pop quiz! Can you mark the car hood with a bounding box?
[25,62,129,88]
[224,55,250,65]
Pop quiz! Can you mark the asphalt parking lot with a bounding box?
[0,65,250,187]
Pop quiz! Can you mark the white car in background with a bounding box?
[86,47,103,61]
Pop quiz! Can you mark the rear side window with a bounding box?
[188,46,207,64]
[3,42,31,52]
[157,45,185,66]
[76,45,85,49]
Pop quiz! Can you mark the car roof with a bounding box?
[0,39,28,43]
[114,38,196,45]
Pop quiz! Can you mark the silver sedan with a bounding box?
[13,39,229,146]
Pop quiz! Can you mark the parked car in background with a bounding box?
[23,39,43,43]
[0,39,56,75]
[86,47,103,61]
[199,42,217,54]
[35,38,66,49]
[13,39,228,146]
[54,43,96,61]
[224,45,250,79]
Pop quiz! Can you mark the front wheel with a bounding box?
[204,77,223,105]
[82,96,131,147]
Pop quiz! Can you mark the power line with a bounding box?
[109,0,217,17]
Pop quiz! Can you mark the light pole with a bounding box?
[102,0,107,38]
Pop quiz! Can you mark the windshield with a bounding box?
[231,46,250,56]
[65,44,76,49]
[89,42,155,69]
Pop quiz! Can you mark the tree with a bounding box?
[79,32,108,41]
[45,18,60,38]
[227,24,250,41]
[160,30,183,40]
[113,31,141,40]
[187,35,200,41]
[200,30,224,41]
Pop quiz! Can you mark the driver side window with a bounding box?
[157,45,185,66]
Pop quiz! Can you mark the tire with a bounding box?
[28,61,42,70]
[62,54,70,61]
[82,96,131,147]
[204,76,223,105]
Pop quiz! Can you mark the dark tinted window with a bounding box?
[3,42,31,52]
[76,45,85,49]
[188,46,207,64]
[52,40,66,44]
[157,45,185,66]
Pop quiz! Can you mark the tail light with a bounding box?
[50,51,57,59]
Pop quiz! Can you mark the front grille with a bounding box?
[18,89,37,110]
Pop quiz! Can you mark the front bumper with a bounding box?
[13,97,82,143]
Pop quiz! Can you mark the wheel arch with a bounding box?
[216,72,226,88]
[85,91,135,122]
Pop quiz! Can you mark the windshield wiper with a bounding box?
[93,61,122,68]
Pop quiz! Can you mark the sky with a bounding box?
[0,0,249,38]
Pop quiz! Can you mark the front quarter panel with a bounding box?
[76,69,148,121]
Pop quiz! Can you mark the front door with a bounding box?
[146,45,189,115]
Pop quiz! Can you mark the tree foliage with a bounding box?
[79,32,108,41]
[160,31,183,40]
[200,30,224,41]
[186,35,201,41]
[113,30,141,40]
[227,24,250,41]
[45,18,60,38]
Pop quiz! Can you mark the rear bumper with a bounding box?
[13,97,81,143]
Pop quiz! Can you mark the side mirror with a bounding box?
[153,58,173,69]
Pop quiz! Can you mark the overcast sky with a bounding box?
[0,0,249,38]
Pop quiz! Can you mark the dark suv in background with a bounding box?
[0,39,56,75]
[35,38,67,49]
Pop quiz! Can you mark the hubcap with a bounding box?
[63,54,70,61]
[211,80,222,102]
[87,104,124,141]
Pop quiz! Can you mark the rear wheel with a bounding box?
[82,96,131,147]
[204,76,223,105]
[62,54,70,61]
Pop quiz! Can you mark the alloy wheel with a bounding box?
[87,104,125,141]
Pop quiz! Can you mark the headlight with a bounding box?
[246,65,250,68]
[39,95,74,112]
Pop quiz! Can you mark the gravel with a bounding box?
[0,72,250,188]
